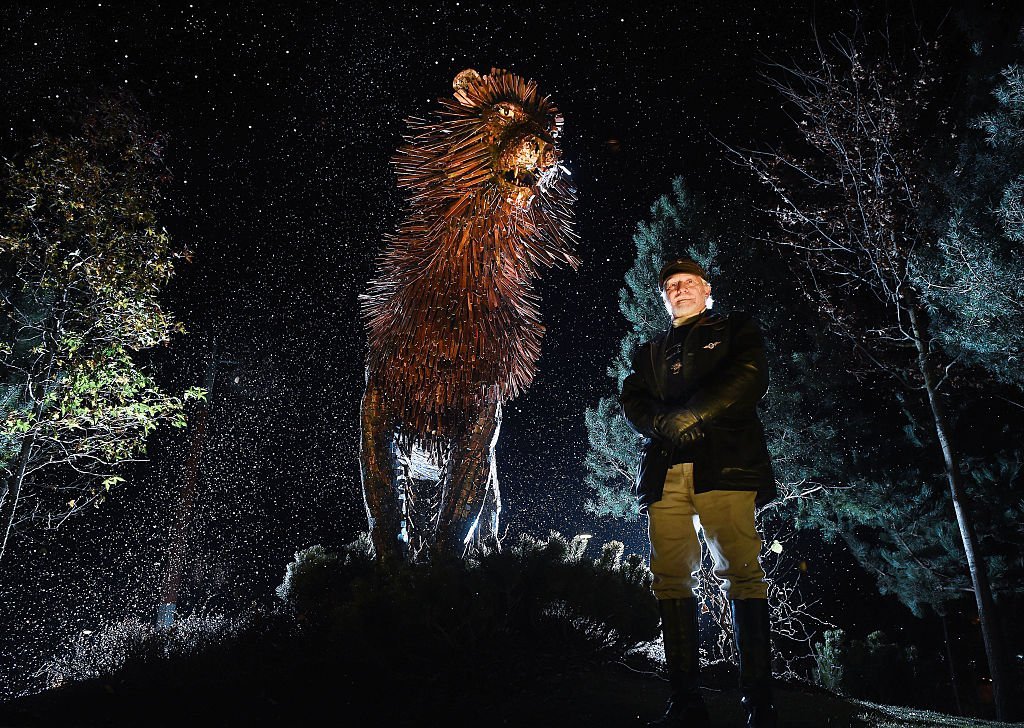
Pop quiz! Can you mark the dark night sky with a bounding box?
[0,0,1015,699]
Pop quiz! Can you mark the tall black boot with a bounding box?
[649,598,708,728]
[731,598,777,728]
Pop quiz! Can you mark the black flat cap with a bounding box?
[659,258,708,288]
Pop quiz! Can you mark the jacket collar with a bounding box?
[662,309,724,337]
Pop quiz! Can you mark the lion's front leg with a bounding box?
[360,374,407,561]
[477,448,501,547]
[436,397,502,557]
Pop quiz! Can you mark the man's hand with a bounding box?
[653,408,704,448]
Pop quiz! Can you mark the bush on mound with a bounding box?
[38,531,657,695]
[276,531,659,661]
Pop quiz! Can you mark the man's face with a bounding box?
[662,273,711,319]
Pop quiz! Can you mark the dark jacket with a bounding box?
[619,310,776,511]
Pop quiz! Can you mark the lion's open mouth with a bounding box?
[502,169,538,188]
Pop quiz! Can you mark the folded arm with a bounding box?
[619,315,769,443]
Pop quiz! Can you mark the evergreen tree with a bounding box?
[583,178,717,520]
[915,63,1024,388]
[0,95,201,563]
[582,175,844,522]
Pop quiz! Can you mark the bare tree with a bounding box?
[730,29,1013,719]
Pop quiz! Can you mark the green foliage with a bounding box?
[915,63,1024,388]
[42,612,249,689]
[805,475,967,617]
[277,531,658,661]
[584,178,719,519]
[583,397,641,520]
[812,628,924,706]
[275,536,374,612]
[758,345,849,513]
[812,628,846,691]
[0,94,191,529]
[784,377,1024,615]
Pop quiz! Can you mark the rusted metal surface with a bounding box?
[359,68,577,557]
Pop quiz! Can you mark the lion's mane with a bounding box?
[361,68,578,453]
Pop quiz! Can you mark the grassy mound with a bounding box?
[0,533,662,727]
[0,533,1013,727]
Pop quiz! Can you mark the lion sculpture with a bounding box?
[360,68,578,559]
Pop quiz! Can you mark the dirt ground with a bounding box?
[2,658,1007,728]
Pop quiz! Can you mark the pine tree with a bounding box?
[915,63,1024,388]
[583,178,717,519]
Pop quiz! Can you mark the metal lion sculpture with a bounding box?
[360,68,578,559]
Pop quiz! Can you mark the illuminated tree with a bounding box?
[737,30,1017,718]
[0,95,200,564]
[917,63,1024,388]
[583,177,717,519]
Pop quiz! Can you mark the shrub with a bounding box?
[275,531,659,663]
[811,628,845,691]
[812,628,923,705]
[41,612,249,689]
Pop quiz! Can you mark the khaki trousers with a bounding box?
[647,463,768,600]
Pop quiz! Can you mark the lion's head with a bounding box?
[394,67,568,208]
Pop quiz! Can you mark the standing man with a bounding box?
[619,258,777,728]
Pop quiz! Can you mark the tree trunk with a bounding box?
[907,302,1012,721]
[941,612,964,716]
[157,338,217,628]
[2,306,70,565]
[0,431,36,564]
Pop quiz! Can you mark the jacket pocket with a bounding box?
[635,439,671,504]
[707,421,771,472]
